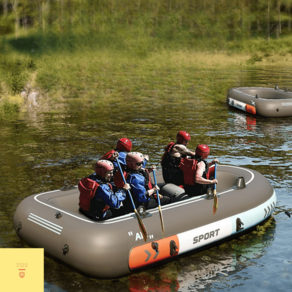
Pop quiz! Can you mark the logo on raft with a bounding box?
[193,228,220,244]
[128,231,154,241]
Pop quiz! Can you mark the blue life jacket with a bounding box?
[89,174,126,208]
[126,170,152,208]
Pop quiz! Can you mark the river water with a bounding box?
[1,66,292,291]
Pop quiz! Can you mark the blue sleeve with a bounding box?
[96,184,126,209]
[113,151,127,169]
[142,158,147,168]
[127,173,149,203]
[118,151,127,166]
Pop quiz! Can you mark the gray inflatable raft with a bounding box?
[227,87,292,117]
[13,165,276,278]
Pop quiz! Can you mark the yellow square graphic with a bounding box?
[0,248,44,292]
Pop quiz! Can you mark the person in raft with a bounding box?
[179,144,218,197]
[100,137,149,187]
[123,152,170,212]
[78,160,130,220]
[161,131,196,186]
[100,138,132,169]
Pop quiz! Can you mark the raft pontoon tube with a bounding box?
[13,165,276,278]
[227,86,292,117]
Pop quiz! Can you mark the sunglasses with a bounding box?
[136,162,143,166]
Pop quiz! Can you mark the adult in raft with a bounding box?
[123,152,170,212]
[161,131,196,186]
[78,160,130,220]
[100,137,133,169]
[100,137,149,187]
[180,144,218,197]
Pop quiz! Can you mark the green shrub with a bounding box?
[0,58,37,94]
[0,100,20,121]
[0,14,14,36]
[246,53,263,65]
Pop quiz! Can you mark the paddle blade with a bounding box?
[134,209,148,242]
[158,205,165,238]
[213,192,218,215]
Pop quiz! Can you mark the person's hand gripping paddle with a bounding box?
[152,169,165,238]
[213,162,218,215]
[116,159,148,242]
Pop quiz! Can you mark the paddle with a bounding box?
[116,159,148,242]
[152,169,165,238]
[212,162,218,215]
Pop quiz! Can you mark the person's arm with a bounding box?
[208,158,219,168]
[97,184,126,208]
[195,161,218,185]
[147,164,156,173]
[117,151,127,166]
[127,174,149,203]
[173,144,195,157]
[100,150,119,161]
[146,184,159,196]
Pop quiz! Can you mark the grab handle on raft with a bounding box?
[213,162,218,215]
[116,159,148,242]
[152,169,165,238]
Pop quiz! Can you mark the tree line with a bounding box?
[0,0,292,41]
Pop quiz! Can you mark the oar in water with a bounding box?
[116,159,148,242]
[152,169,165,238]
[213,162,218,215]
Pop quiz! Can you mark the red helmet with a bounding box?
[176,131,191,144]
[116,138,132,152]
[95,160,114,177]
[196,144,210,159]
[126,152,144,169]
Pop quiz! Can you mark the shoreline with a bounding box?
[1,50,292,119]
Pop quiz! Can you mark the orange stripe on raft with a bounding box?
[246,104,256,115]
[129,235,179,270]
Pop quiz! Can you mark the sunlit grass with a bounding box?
[1,31,292,115]
[0,94,23,121]
[34,49,242,105]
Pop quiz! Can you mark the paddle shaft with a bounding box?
[116,159,148,242]
[212,162,218,215]
[152,169,165,238]
[116,160,136,209]
[152,170,161,206]
[214,162,217,194]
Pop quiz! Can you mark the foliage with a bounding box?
[0,0,292,41]
[1,0,292,108]
[0,57,36,94]
[246,53,263,65]
[0,100,20,121]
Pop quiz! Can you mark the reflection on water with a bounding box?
[176,218,275,292]
[233,113,257,132]
[1,66,292,291]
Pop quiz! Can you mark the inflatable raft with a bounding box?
[227,86,292,117]
[13,165,276,278]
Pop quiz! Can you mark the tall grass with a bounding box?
[0,95,22,121]
[0,56,36,94]
[1,28,292,116]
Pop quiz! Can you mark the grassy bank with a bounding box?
[0,94,22,121]
[1,30,292,120]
